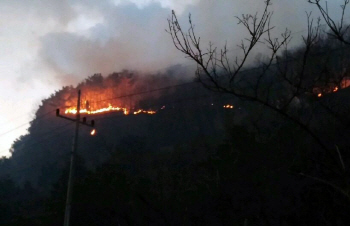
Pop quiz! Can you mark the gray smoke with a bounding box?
[12,0,350,85]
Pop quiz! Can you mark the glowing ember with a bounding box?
[133,110,156,115]
[333,86,339,92]
[317,93,322,97]
[124,108,129,115]
[223,104,234,109]
[90,129,96,136]
[133,110,142,115]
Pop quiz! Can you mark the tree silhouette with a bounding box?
[167,0,350,201]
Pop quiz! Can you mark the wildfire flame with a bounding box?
[312,77,350,97]
[64,102,236,116]
[133,110,156,115]
[65,104,128,115]
[223,104,234,109]
[124,108,129,115]
[65,103,156,116]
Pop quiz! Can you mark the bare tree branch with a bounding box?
[167,1,350,202]
[308,0,350,45]
[166,1,333,154]
[290,170,350,200]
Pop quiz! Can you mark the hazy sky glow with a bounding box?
[0,0,348,156]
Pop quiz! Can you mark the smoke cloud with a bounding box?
[33,0,348,85]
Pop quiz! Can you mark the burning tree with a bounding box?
[167,0,350,200]
[57,72,175,116]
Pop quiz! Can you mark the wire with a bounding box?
[0,121,74,156]
[0,124,74,174]
[68,44,350,107]
[88,81,197,104]
[2,112,35,126]
[3,25,350,154]
[91,93,234,123]
[0,122,30,137]
[0,95,220,172]
[0,110,55,138]
[0,92,234,161]
[1,41,348,155]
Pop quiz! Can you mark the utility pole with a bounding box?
[56,90,95,226]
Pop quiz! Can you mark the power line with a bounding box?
[88,81,197,104]
[2,112,36,126]
[0,110,56,138]
[88,93,234,123]
[1,40,348,155]
[72,44,350,107]
[0,91,233,164]
[2,4,350,187]
[2,38,350,154]
[0,124,74,174]
[0,122,30,137]
[2,11,350,140]
[0,121,74,156]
